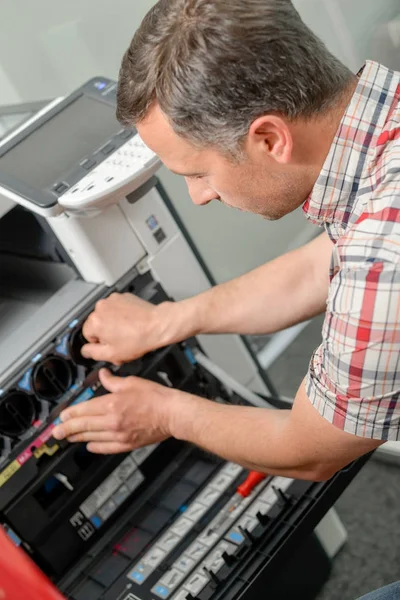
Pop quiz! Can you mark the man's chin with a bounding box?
[259,210,285,221]
[222,201,290,220]
[259,202,304,221]
[261,215,277,221]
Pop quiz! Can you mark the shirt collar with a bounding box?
[303,61,400,227]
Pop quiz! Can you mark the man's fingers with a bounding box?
[82,314,99,343]
[67,431,126,443]
[53,416,112,440]
[87,442,133,455]
[98,368,132,392]
[81,343,116,362]
[58,396,110,422]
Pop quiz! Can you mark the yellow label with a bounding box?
[33,443,59,460]
[0,460,21,488]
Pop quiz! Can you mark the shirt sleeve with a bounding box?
[306,259,400,441]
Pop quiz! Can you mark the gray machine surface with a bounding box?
[0,204,99,382]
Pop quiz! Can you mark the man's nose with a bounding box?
[185,178,219,206]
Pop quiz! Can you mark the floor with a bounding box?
[259,317,400,600]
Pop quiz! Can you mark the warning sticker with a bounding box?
[0,460,21,488]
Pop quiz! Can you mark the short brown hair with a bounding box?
[117,0,353,154]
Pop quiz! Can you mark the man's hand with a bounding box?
[81,293,175,365]
[52,368,383,478]
[79,233,333,366]
[52,369,182,454]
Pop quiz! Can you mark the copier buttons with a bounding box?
[68,460,295,600]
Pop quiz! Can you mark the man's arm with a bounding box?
[169,377,382,480]
[82,232,333,363]
[179,230,332,337]
[53,370,382,479]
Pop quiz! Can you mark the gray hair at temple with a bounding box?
[117,0,353,157]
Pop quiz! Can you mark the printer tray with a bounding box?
[57,447,369,600]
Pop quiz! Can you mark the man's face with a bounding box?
[137,104,312,220]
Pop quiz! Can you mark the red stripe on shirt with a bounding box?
[377,128,400,145]
[333,262,384,429]
[356,207,400,225]
[373,83,400,146]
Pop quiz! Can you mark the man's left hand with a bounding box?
[52,369,180,454]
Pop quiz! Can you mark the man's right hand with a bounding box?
[81,293,178,365]
[79,232,332,365]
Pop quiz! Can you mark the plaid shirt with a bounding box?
[303,61,400,441]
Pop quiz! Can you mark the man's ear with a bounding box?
[247,114,293,164]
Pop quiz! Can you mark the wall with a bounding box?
[0,64,21,106]
[294,0,400,70]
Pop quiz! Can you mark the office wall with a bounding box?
[0,64,21,105]
[294,0,400,70]
[0,0,398,282]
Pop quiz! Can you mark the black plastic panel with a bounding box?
[0,271,371,600]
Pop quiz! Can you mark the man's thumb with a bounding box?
[98,368,125,392]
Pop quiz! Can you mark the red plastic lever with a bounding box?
[237,471,266,498]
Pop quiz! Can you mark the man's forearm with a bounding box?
[162,232,332,341]
[167,376,382,483]
[169,391,322,481]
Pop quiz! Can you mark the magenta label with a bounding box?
[16,423,56,466]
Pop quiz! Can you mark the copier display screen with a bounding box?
[0,95,120,189]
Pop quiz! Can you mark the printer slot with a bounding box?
[32,356,76,402]
[33,445,101,512]
[5,445,109,543]
[34,474,68,508]
[34,446,99,511]
[146,347,194,389]
[0,390,37,437]
[68,327,94,368]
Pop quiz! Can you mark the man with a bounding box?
[53,1,400,597]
